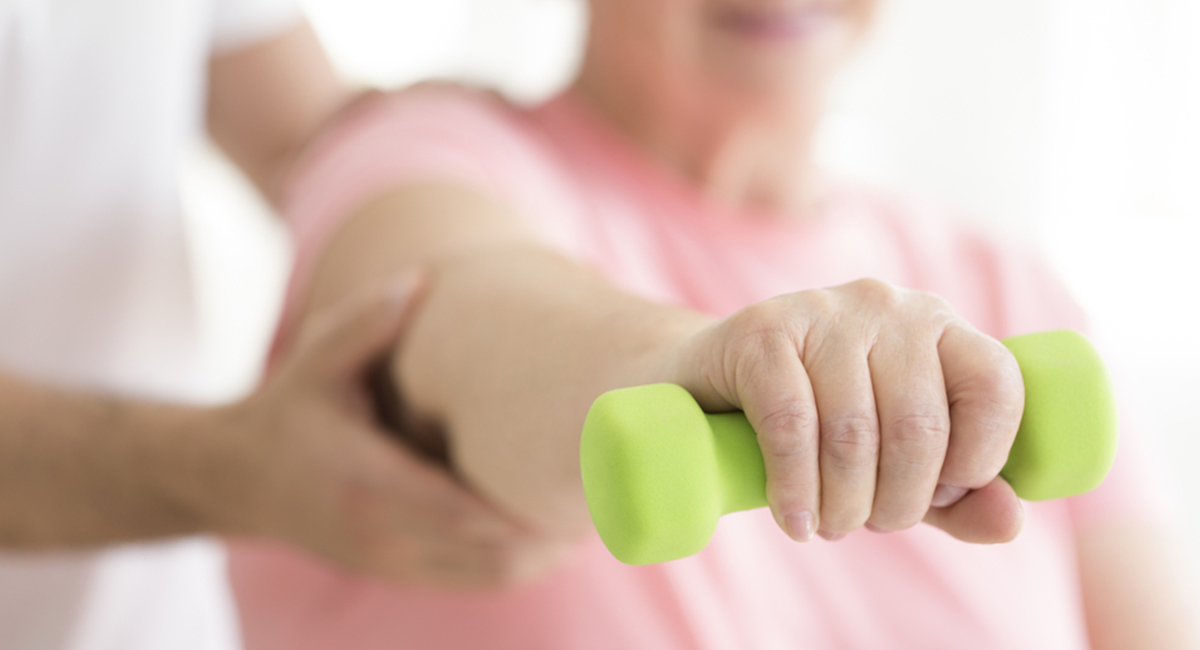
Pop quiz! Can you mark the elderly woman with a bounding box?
[227,0,1193,647]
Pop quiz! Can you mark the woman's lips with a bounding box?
[712,3,837,43]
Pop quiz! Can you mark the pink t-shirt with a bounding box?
[230,86,1153,650]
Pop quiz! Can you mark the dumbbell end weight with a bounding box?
[581,329,1118,565]
[999,330,1118,500]
[581,384,720,565]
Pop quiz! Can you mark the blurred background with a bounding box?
[180,0,1200,601]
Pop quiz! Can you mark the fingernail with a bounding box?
[817,530,846,542]
[864,522,891,534]
[784,511,816,542]
[931,484,969,508]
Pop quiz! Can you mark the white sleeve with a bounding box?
[210,0,304,53]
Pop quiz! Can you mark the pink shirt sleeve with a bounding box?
[273,86,585,355]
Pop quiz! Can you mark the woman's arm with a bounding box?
[300,184,706,535]
[300,181,1027,543]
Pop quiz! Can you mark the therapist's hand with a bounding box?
[665,278,1026,544]
[206,275,572,588]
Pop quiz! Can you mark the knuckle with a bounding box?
[911,288,953,314]
[757,401,819,458]
[983,347,1026,410]
[795,287,835,314]
[729,330,786,368]
[848,278,899,306]
[886,411,950,461]
[951,353,1025,451]
[821,414,880,469]
[729,300,792,344]
[910,293,958,332]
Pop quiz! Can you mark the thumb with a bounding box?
[922,476,1024,544]
[293,271,425,381]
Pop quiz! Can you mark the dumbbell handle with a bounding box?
[705,413,767,514]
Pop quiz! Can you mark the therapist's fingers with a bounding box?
[231,266,585,588]
[368,534,578,589]
[290,271,425,383]
[352,436,572,587]
[364,432,526,542]
[322,422,571,588]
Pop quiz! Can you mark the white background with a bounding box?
[181,0,1200,607]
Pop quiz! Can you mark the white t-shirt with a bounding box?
[0,0,300,648]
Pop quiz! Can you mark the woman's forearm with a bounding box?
[401,247,708,534]
[301,183,711,537]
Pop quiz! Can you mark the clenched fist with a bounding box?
[663,278,1026,543]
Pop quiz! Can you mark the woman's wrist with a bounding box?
[628,316,716,392]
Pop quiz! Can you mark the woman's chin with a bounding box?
[697,56,838,116]
[698,21,856,112]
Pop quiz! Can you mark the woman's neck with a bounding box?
[570,61,824,215]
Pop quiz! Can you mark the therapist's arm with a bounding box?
[0,281,557,587]
[206,20,357,207]
[0,285,417,551]
[0,286,414,553]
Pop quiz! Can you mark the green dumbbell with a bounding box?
[580,330,1118,565]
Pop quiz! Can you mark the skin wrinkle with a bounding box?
[818,413,881,471]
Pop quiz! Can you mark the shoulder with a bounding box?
[291,83,539,178]
[282,83,589,266]
[283,82,564,220]
[360,82,531,143]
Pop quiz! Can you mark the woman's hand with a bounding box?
[205,275,573,587]
[665,278,1026,543]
